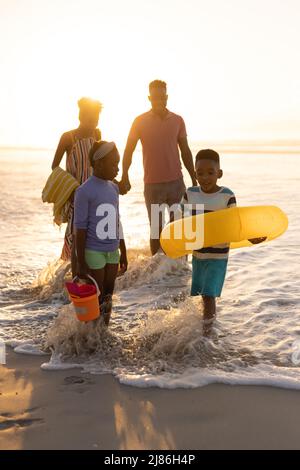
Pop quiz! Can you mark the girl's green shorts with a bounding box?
[85,249,120,270]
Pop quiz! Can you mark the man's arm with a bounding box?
[119,136,139,194]
[51,132,72,170]
[178,137,197,186]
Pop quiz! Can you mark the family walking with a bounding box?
[45,79,256,329]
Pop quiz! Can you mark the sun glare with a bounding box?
[0,0,299,147]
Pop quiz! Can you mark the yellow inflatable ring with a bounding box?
[160,206,288,259]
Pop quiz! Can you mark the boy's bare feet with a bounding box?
[203,314,216,336]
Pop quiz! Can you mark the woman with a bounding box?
[51,97,102,276]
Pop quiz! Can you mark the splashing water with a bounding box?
[39,250,300,390]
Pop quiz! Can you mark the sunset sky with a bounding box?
[0,0,299,148]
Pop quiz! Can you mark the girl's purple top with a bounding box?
[74,175,120,252]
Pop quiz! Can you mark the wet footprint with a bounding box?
[63,375,94,386]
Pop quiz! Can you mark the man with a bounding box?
[120,80,197,255]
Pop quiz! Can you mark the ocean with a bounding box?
[1,146,300,389]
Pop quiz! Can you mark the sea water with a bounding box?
[1,147,300,389]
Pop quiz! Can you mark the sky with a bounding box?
[0,0,299,148]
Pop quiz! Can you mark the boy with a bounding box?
[74,140,127,325]
[181,149,264,332]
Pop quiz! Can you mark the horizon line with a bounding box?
[1,139,300,153]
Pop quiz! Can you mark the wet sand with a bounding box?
[1,349,300,450]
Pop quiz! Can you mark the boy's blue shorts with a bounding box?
[191,257,228,298]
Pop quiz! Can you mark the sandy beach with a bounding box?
[1,0,300,455]
[1,349,300,450]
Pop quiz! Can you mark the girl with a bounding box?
[74,141,127,325]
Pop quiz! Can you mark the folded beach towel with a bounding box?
[42,167,79,225]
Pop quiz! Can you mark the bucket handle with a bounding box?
[72,274,100,297]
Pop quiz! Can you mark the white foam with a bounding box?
[7,340,48,356]
[14,344,48,355]
[41,351,83,371]
[117,365,300,390]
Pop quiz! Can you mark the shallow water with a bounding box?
[1,148,300,389]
